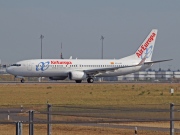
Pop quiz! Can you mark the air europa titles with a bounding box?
[136,32,156,58]
[51,61,72,64]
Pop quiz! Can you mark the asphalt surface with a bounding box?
[0,106,179,133]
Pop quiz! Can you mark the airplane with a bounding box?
[6,29,172,83]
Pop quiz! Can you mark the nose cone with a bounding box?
[6,67,13,74]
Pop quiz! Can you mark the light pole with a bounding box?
[40,35,44,59]
[60,42,63,59]
[100,36,104,82]
[100,36,104,59]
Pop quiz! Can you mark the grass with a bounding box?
[1,83,180,134]
[0,83,180,106]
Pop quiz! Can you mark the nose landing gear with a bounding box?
[21,78,25,83]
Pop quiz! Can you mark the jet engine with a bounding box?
[69,71,87,80]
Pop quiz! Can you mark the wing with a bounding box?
[83,58,172,76]
[83,64,139,76]
[83,55,149,76]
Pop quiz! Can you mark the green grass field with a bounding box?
[0,83,180,135]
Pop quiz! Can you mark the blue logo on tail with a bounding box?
[36,61,50,71]
[141,45,153,59]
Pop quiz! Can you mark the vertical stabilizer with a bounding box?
[135,29,158,61]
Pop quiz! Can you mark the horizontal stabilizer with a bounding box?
[144,59,173,64]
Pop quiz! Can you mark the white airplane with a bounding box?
[6,29,171,83]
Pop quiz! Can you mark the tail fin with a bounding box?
[135,29,158,61]
[138,54,148,65]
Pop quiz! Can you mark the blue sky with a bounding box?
[0,0,180,70]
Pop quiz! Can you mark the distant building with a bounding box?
[0,68,7,74]
[117,70,180,81]
[174,71,180,78]
[0,61,7,74]
[118,73,134,81]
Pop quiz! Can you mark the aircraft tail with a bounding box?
[121,29,172,65]
[134,29,158,61]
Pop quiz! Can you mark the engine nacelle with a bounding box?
[49,76,67,80]
[69,71,87,80]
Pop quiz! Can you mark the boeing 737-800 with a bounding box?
[6,29,171,83]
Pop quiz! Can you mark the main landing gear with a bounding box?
[75,78,94,83]
[87,78,94,83]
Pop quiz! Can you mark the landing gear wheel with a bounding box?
[87,78,94,83]
[75,80,82,83]
[21,79,25,83]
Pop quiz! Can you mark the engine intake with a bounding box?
[69,71,87,80]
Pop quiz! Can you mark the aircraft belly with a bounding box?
[36,70,67,77]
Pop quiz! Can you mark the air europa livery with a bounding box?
[6,29,172,83]
[136,32,156,58]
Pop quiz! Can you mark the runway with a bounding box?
[0,81,174,85]
[0,105,179,133]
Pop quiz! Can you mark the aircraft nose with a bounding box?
[6,67,13,74]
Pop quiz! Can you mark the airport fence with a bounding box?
[0,103,180,135]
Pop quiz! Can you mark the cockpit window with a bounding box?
[11,64,21,67]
